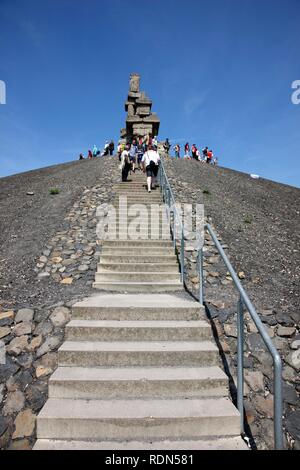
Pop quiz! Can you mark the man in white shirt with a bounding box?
[141,145,160,192]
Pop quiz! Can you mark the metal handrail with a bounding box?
[158,156,283,450]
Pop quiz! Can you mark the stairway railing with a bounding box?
[158,157,283,450]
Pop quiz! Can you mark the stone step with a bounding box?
[115,197,163,201]
[36,397,240,440]
[106,221,170,227]
[92,281,182,292]
[49,366,227,399]
[95,272,181,283]
[98,263,178,272]
[115,192,162,196]
[72,294,204,321]
[100,238,173,244]
[101,240,173,247]
[58,340,218,367]
[101,247,173,255]
[99,255,177,263]
[33,436,248,450]
[65,320,211,341]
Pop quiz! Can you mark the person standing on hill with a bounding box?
[88,150,93,159]
[191,144,197,159]
[93,145,98,157]
[202,146,208,161]
[206,149,213,164]
[184,142,190,158]
[174,144,180,158]
[142,145,160,192]
[163,138,171,154]
[109,140,115,156]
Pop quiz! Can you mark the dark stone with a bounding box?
[0,357,20,382]
[247,333,267,353]
[261,315,277,326]
[268,382,298,406]
[7,370,33,392]
[34,309,50,323]
[207,306,219,319]
[15,353,33,369]
[275,313,294,327]
[285,410,300,440]
[0,317,14,327]
[290,312,299,324]
[0,416,9,436]
[233,355,254,369]
[219,309,235,323]
[260,419,275,449]
[2,333,14,345]
[25,381,48,412]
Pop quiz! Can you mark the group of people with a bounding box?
[164,140,218,164]
[119,137,160,192]
[78,140,115,160]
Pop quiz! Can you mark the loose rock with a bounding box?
[3,390,25,415]
[12,409,35,439]
[50,306,70,327]
[15,308,34,323]
[6,336,29,355]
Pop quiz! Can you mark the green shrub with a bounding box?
[244,216,253,224]
[49,188,60,195]
[202,189,211,195]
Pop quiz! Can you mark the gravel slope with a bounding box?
[0,157,117,308]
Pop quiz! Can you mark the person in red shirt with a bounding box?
[206,150,213,163]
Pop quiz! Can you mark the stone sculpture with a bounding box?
[120,74,160,143]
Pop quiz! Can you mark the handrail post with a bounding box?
[166,187,169,206]
[172,212,176,249]
[180,226,184,283]
[198,248,204,305]
[274,355,283,449]
[237,295,245,434]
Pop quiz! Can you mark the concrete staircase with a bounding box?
[93,172,182,292]
[34,171,247,450]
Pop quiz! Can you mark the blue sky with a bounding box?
[0,0,299,187]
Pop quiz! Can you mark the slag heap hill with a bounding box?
[120,73,160,143]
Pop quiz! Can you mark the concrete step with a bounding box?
[115,193,162,197]
[72,294,204,321]
[92,281,182,292]
[106,217,169,223]
[65,320,211,341]
[58,340,218,367]
[102,240,173,247]
[115,198,163,202]
[95,272,181,282]
[33,436,248,450]
[36,397,240,440]
[49,366,227,399]
[98,263,178,272]
[99,255,177,264]
[100,238,173,244]
[100,247,173,256]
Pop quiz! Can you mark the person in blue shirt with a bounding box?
[129,140,138,173]
[92,145,98,157]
